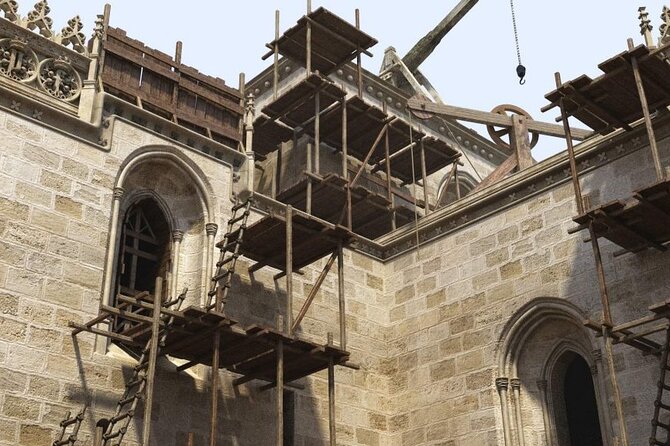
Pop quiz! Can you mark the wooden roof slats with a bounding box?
[261,73,345,127]
[102,27,242,143]
[544,44,670,135]
[572,179,670,253]
[267,7,377,76]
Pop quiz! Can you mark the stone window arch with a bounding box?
[495,298,613,446]
[436,170,477,207]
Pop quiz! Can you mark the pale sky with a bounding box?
[41,0,670,159]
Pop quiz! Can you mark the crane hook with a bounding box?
[516,64,526,85]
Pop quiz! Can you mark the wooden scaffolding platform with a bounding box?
[263,7,377,76]
[548,38,670,446]
[573,179,670,254]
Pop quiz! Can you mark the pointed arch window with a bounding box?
[116,198,171,299]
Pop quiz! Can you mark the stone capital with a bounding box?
[496,377,510,391]
[510,378,521,390]
[172,230,184,242]
[205,223,218,236]
[536,379,547,391]
[112,187,125,200]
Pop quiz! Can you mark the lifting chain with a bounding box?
[510,0,526,85]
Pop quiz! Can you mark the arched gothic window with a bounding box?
[552,353,603,446]
[115,198,171,299]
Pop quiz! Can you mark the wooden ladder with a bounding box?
[206,198,252,312]
[52,406,87,446]
[101,291,186,445]
[651,327,670,445]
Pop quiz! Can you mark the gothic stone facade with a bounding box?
[1,4,670,446]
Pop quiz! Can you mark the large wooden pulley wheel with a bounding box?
[487,104,539,151]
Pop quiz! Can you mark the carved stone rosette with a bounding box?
[37,55,81,101]
[0,37,38,81]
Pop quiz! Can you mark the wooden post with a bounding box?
[315,92,320,174]
[306,142,313,214]
[187,433,195,446]
[276,341,284,446]
[286,205,293,334]
[420,139,429,214]
[142,277,163,446]
[556,72,628,446]
[555,73,585,215]
[274,10,280,101]
[510,115,534,170]
[337,242,346,351]
[306,18,312,75]
[327,332,336,446]
[355,9,362,97]
[385,119,392,202]
[342,97,352,229]
[174,41,183,65]
[454,162,461,200]
[628,39,664,181]
[209,331,221,446]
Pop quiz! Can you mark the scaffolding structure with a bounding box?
[545,37,670,446]
[68,2,462,444]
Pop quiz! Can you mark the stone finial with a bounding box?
[0,0,19,22]
[60,16,86,53]
[26,0,54,38]
[93,13,105,40]
[245,93,255,115]
[661,6,670,44]
[639,7,655,48]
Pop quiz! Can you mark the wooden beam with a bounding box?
[142,277,162,446]
[291,251,337,332]
[406,99,591,140]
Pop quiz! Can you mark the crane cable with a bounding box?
[510,0,526,85]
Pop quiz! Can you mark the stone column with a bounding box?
[497,377,513,446]
[170,230,184,300]
[97,187,124,353]
[204,223,218,304]
[101,187,125,306]
[537,380,553,446]
[592,349,614,446]
[511,378,525,446]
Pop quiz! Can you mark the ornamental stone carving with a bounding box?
[0,37,38,81]
[37,56,81,101]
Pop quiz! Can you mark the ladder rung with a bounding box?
[118,393,139,406]
[109,411,132,424]
[231,200,249,212]
[217,255,238,267]
[229,213,248,225]
[211,270,232,282]
[655,400,670,412]
[219,240,240,252]
[653,419,670,430]
[103,426,126,440]
[127,376,145,388]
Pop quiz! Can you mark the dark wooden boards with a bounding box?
[102,27,242,145]
[267,7,377,76]
[108,305,349,386]
[545,44,670,135]
[573,179,670,253]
